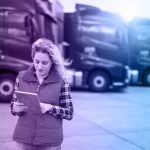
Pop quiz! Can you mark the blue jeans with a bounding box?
[16,142,61,150]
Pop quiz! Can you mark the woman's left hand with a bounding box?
[40,103,53,114]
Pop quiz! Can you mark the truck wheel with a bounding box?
[143,70,150,86]
[88,71,110,92]
[0,74,16,102]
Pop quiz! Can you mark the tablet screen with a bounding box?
[15,90,42,114]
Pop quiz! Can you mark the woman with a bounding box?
[11,38,74,150]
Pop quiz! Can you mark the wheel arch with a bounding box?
[86,68,112,85]
[0,69,18,77]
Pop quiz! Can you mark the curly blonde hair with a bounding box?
[31,38,69,81]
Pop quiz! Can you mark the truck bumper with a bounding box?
[112,66,131,88]
[130,70,139,84]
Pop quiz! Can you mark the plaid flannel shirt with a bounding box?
[11,76,74,120]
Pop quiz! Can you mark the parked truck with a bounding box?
[128,17,150,86]
[0,2,131,102]
[64,4,130,92]
[0,0,64,101]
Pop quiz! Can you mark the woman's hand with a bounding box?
[40,103,52,114]
[13,102,28,113]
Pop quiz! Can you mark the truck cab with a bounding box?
[128,17,150,86]
[0,0,64,101]
[64,4,130,92]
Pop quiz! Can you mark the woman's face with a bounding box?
[33,52,53,78]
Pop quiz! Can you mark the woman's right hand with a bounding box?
[13,102,28,113]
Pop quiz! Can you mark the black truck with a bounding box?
[128,17,150,86]
[64,4,130,92]
[0,0,64,101]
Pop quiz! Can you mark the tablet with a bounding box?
[14,90,42,114]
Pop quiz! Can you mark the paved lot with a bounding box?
[0,86,150,150]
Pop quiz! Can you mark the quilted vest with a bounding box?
[13,65,64,146]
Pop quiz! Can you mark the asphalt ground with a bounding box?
[1,86,150,150]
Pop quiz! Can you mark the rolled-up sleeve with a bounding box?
[49,82,74,120]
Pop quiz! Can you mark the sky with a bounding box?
[59,0,150,21]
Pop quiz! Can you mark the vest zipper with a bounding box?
[32,83,41,144]
[37,84,40,92]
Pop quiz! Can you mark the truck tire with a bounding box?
[88,71,110,92]
[0,74,16,102]
[143,70,150,86]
